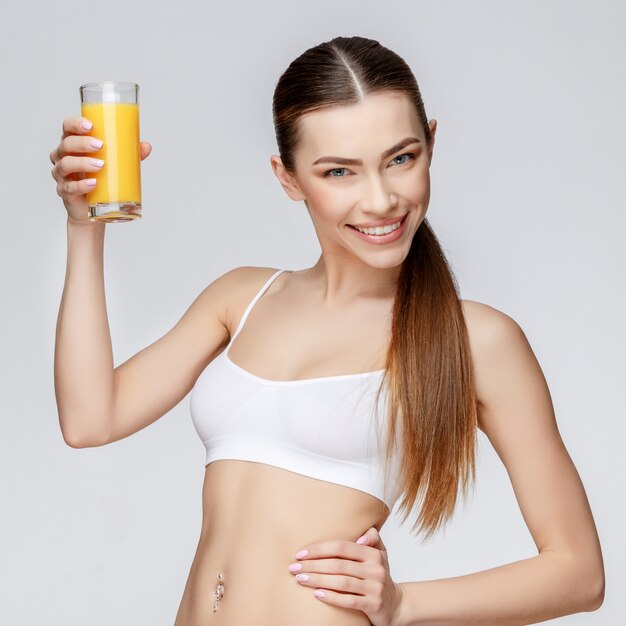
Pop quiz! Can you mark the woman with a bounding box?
[51,36,604,625]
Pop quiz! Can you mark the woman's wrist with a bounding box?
[67,215,105,231]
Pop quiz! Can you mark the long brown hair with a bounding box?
[272,36,478,540]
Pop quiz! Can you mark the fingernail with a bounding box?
[287,562,302,572]
[90,138,104,149]
[314,589,326,598]
[90,158,104,167]
[356,535,367,544]
[295,549,308,559]
[82,120,93,130]
[85,179,97,186]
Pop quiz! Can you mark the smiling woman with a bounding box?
[52,34,604,626]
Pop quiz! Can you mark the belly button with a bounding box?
[212,572,225,613]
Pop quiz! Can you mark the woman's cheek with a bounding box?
[403,168,430,206]
[307,182,354,217]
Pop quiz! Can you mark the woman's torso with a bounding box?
[174,267,401,626]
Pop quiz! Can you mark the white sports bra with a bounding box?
[189,269,403,510]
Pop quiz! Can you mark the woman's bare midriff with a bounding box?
[173,460,390,626]
[175,267,395,625]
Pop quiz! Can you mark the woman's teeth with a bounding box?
[352,219,402,235]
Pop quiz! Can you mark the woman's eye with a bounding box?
[392,152,416,166]
[325,167,349,178]
[323,153,416,178]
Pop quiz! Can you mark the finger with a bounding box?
[290,558,385,592]
[296,537,382,563]
[290,557,370,578]
[54,155,104,180]
[355,527,386,552]
[309,578,386,618]
[294,571,369,596]
[58,135,105,157]
[61,116,94,140]
[140,141,152,160]
[51,132,103,168]
[308,584,368,612]
[295,539,359,562]
[56,177,97,198]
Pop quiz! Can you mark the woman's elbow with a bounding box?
[577,555,605,612]
[585,573,605,612]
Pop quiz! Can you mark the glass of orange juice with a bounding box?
[80,81,142,222]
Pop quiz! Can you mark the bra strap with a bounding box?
[229,269,288,344]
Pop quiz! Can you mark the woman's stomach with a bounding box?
[174,459,391,626]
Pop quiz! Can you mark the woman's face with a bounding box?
[271,91,437,269]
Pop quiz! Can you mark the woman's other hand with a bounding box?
[288,526,406,626]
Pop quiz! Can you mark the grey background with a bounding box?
[1,0,624,623]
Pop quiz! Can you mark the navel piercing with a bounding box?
[212,572,225,613]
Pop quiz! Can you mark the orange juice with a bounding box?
[81,102,141,209]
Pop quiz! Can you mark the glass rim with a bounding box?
[80,81,139,91]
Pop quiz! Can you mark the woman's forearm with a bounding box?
[396,550,603,626]
[54,217,115,447]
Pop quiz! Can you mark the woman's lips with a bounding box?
[347,213,408,245]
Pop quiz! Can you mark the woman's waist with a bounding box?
[183,543,372,626]
[200,459,390,545]
[184,460,387,623]
[197,514,375,570]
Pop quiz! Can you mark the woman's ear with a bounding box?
[270,155,306,201]
[427,119,437,166]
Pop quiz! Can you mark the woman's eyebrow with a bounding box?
[312,136,421,166]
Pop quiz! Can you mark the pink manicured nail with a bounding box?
[314,589,326,598]
[356,535,367,544]
[295,549,308,559]
[82,120,93,130]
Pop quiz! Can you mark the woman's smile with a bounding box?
[346,212,410,245]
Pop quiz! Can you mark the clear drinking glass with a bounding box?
[80,81,142,222]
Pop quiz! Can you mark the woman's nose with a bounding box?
[360,175,398,213]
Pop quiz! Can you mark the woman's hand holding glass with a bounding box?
[49,116,152,225]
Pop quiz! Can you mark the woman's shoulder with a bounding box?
[460,298,519,325]
[219,264,283,286]
[460,298,526,352]
[216,265,286,323]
